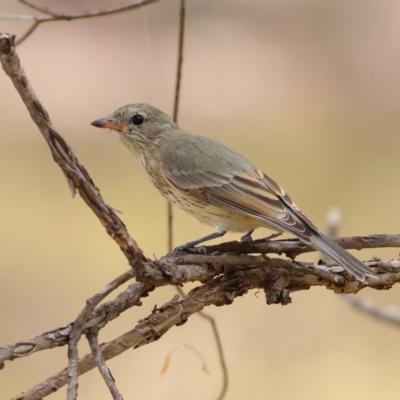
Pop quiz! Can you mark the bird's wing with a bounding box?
[163,161,317,243]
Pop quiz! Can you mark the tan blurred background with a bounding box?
[1,0,400,399]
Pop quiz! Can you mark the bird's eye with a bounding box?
[130,114,145,126]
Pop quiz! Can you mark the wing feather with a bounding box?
[164,160,317,243]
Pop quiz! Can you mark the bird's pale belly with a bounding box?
[143,168,265,234]
[139,154,270,233]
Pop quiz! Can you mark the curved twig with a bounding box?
[344,295,400,326]
[0,0,161,45]
[87,333,123,400]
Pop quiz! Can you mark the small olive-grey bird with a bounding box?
[91,103,375,283]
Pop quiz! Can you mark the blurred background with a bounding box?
[1,0,400,399]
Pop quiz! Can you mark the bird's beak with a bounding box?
[90,117,127,132]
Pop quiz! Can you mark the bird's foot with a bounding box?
[174,243,193,252]
[173,243,207,254]
[187,246,207,254]
[240,230,254,243]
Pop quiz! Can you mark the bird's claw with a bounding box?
[187,246,207,254]
[173,244,207,254]
[173,244,191,252]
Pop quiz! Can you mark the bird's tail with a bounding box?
[309,232,376,283]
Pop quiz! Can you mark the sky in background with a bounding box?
[1,0,400,399]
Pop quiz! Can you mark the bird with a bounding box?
[91,103,376,283]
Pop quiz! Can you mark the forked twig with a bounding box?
[0,0,161,45]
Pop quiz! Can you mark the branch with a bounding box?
[0,33,144,273]
[0,279,152,366]
[2,249,400,368]
[0,0,161,45]
[65,270,137,399]
[11,255,400,399]
[3,240,398,367]
[87,333,123,400]
[168,0,186,251]
[191,233,400,258]
[344,295,400,325]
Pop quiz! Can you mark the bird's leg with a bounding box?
[174,231,227,252]
[240,229,254,242]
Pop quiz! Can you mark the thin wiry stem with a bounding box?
[344,295,400,325]
[16,20,41,45]
[196,311,229,400]
[168,0,186,252]
[19,0,62,17]
[175,285,229,400]
[87,333,124,400]
[172,0,185,124]
[0,0,161,45]
[170,5,229,396]
[66,271,136,400]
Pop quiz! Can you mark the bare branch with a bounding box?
[3,246,398,368]
[344,295,400,326]
[19,0,62,17]
[172,0,185,124]
[196,311,228,400]
[0,33,145,273]
[0,279,151,366]
[15,20,41,45]
[168,0,186,252]
[189,233,400,258]
[175,285,228,400]
[12,256,400,400]
[66,269,138,400]
[87,334,123,400]
[0,0,161,45]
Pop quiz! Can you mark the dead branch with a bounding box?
[0,33,144,273]
[344,295,400,326]
[193,233,400,258]
[2,251,400,369]
[10,254,400,399]
[0,280,151,366]
[87,333,123,400]
[66,269,137,400]
[167,0,186,252]
[0,0,161,45]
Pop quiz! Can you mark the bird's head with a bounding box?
[91,103,178,156]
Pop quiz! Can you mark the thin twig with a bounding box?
[169,6,229,386]
[196,311,228,400]
[0,34,145,272]
[176,278,229,399]
[168,0,186,252]
[19,0,62,17]
[0,0,161,45]
[0,279,151,367]
[344,295,400,325]
[66,269,137,400]
[15,20,41,45]
[87,333,124,400]
[167,202,174,252]
[180,233,400,258]
[172,0,185,124]
[324,209,400,328]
